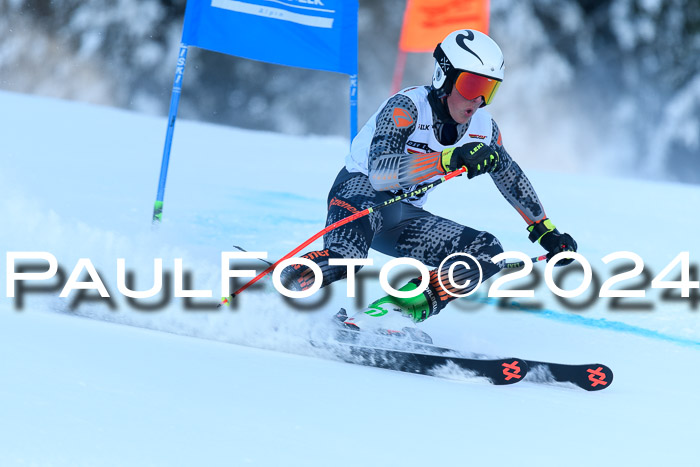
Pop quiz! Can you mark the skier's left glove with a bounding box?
[527,218,578,266]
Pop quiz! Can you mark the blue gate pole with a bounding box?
[152,43,189,223]
[349,73,358,145]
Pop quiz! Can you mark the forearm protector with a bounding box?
[489,121,546,224]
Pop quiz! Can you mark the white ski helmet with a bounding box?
[432,29,505,105]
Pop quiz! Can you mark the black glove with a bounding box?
[440,142,499,179]
[527,218,578,266]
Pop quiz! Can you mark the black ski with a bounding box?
[330,328,613,391]
[524,360,613,391]
[321,339,528,385]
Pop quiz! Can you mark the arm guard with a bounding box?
[367,95,444,191]
[489,120,547,224]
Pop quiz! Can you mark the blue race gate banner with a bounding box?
[182,0,358,74]
[153,0,358,223]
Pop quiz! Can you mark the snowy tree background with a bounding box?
[0,0,698,183]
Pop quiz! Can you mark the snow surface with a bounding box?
[1,90,699,466]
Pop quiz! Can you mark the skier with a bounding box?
[280,29,577,332]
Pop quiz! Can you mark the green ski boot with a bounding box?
[342,282,437,342]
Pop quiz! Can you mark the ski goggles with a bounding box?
[454,71,501,106]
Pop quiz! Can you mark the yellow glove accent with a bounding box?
[440,147,456,173]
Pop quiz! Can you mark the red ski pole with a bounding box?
[504,254,548,269]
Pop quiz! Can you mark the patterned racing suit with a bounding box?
[281,85,547,318]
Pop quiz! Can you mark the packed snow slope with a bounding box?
[1,90,699,466]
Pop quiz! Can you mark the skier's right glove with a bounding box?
[528,218,578,266]
[440,142,499,179]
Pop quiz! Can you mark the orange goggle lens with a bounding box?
[454,72,502,105]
